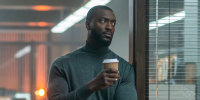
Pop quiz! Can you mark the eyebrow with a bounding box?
[98,17,116,22]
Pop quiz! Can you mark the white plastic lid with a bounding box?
[103,58,119,63]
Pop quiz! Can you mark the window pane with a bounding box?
[147,0,200,100]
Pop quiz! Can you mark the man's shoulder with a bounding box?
[53,46,84,64]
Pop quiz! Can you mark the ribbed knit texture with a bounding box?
[47,43,137,100]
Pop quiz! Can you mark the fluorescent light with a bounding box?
[73,7,89,16]
[149,11,185,30]
[85,0,111,8]
[51,0,111,33]
[15,93,31,100]
[15,45,31,58]
[51,16,80,33]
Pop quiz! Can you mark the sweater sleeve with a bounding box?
[114,62,138,100]
[47,58,93,100]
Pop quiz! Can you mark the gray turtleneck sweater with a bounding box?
[47,43,137,100]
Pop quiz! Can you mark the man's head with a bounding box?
[86,6,116,47]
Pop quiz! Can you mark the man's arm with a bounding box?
[47,59,92,100]
[114,63,137,100]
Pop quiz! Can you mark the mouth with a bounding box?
[103,32,112,38]
[104,34,112,38]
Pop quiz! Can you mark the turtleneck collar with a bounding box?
[82,41,110,55]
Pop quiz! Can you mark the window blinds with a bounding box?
[147,0,200,100]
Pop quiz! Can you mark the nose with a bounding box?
[105,22,113,31]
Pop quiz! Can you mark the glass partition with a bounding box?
[147,0,200,99]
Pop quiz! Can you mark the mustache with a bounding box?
[103,31,112,35]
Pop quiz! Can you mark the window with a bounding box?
[147,0,200,100]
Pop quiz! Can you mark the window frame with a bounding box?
[129,0,149,100]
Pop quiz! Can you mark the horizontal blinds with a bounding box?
[147,0,200,100]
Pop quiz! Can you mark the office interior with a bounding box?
[0,0,199,100]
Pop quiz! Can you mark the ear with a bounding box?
[85,21,91,30]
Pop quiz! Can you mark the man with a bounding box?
[47,5,137,100]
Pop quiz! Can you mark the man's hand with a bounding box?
[87,69,120,92]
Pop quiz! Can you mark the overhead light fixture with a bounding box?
[35,89,45,97]
[149,11,185,30]
[37,22,48,27]
[32,5,52,11]
[27,22,54,27]
[15,93,31,100]
[51,0,111,33]
[15,45,31,58]
[0,22,54,27]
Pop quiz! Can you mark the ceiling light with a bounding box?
[51,0,111,33]
[27,22,54,27]
[37,22,48,27]
[32,5,52,11]
[15,46,31,58]
[73,7,89,16]
[28,22,37,26]
[15,93,30,100]
[149,11,185,30]
[35,89,45,97]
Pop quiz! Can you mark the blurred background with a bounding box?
[0,0,200,100]
[0,0,129,100]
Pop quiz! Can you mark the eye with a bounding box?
[111,22,116,26]
[110,20,116,26]
[99,19,106,23]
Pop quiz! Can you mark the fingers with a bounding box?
[103,69,120,79]
[89,69,120,91]
[104,68,119,74]
[102,73,120,87]
[104,73,120,79]
[104,77,118,86]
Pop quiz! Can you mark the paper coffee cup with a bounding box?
[103,58,119,70]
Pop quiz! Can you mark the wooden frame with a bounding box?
[129,0,148,100]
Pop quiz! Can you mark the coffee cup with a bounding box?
[103,58,119,70]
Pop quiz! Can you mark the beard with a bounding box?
[91,29,112,47]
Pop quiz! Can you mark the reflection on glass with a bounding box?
[148,0,200,100]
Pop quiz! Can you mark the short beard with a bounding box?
[91,29,111,47]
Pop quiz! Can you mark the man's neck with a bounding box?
[86,37,107,49]
[86,40,105,49]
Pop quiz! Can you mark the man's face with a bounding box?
[88,9,116,46]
